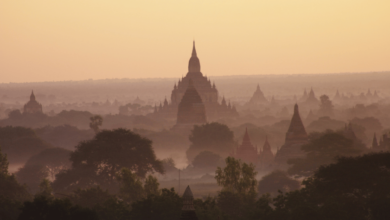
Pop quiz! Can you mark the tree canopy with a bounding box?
[53,128,164,193]
[187,122,236,161]
[288,131,364,177]
[16,148,71,193]
[215,157,257,195]
[273,152,390,220]
[258,170,300,197]
[0,126,52,164]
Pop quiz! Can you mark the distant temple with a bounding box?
[180,186,198,220]
[274,104,308,164]
[259,136,274,168]
[153,42,238,120]
[305,88,319,104]
[233,128,259,165]
[247,84,268,106]
[23,91,43,114]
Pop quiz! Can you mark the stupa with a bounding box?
[274,104,308,164]
[23,91,43,114]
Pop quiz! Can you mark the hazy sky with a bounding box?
[1,0,389,83]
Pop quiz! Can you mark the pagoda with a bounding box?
[274,104,308,164]
[259,136,274,167]
[179,186,198,220]
[247,84,268,105]
[305,88,319,104]
[234,128,259,165]
[23,91,43,114]
[153,42,238,120]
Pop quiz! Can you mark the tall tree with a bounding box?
[52,129,164,193]
[215,157,257,195]
[272,152,390,220]
[0,147,30,202]
[89,115,103,133]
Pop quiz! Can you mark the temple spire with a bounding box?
[192,41,197,57]
[285,104,308,143]
[30,90,36,101]
[188,41,201,73]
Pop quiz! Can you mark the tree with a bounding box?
[69,186,132,220]
[52,129,164,193]
[0,146,9,175]
[0,126,52,164]
[194,197,221,220]
[318,95,333,116]
[288,131,363,177]
[193,151,222,169]
[187,122,236,161]
[89,115,103,133]
[116,168,144,203]
[70,187,116,209]
[36,179,53,198]
[16,148,71,193]
[272,152,390,220]
[8,109,22,120]
[144,175,160,196]
[258,170,300,197]
[0,147,30,202]
[18,196,98,220]
[130,188,182,220]
[215,157,257,195]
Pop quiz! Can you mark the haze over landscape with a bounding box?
[1,1,390,220]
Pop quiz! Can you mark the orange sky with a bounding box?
[1,0,389,83]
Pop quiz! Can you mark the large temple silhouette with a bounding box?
[23,91,43,114]
[274,104,308,164]
[153,42,238,120]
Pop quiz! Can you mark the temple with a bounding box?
[154,42,238,120]
[234,128,259,164]
[259,136,274,168]
[176,79,207,125]
[274,104,308,164]
[305,88,319,104]
[247,84,268,106]
[23,91,43,114]
[179,186,198,220]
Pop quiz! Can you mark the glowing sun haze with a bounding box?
[1,0,389,83]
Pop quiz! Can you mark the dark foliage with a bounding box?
[18,196,98,220]
[273,152,390,220]
[258,170,300,197]
[16,148,71,193]
[35,125,94,150]
[187,122,236,161]
[52,128,164,193]
[0,126,52,164]
[130,188,182,220]
[288,131,363,177]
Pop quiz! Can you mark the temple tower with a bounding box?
[248,84,268,105]
[235,128,259,164]
[23,91,43,114]
[179,186,198,220]
[275,104,308,164]
[260,136,274,167]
